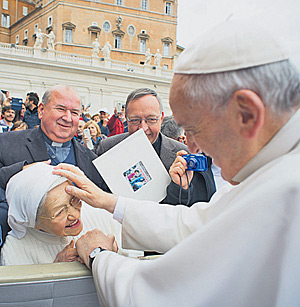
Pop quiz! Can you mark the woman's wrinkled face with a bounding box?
[35,181,83,237]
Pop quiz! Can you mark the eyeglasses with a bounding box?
[38,197,81,221]
[127,117,160,126]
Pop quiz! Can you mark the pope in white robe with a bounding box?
[53,20,300,307]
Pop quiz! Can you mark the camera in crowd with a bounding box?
[183,154,208,172]
[10,98,23,111]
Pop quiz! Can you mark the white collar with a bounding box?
[233,108,300,183]
[52,141,63,147]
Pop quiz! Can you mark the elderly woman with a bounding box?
[0,162,123,266]
[83,120,106,150]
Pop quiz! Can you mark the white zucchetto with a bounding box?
[174,20,288,74]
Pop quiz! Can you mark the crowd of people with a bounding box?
[0,89,127,138]
[0,18,300,306]
[0,87,189,150]
[0,87,198,168]
[0,83,216,254]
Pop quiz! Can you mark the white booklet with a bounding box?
[93,129,171,202]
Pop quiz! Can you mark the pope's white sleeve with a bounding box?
[119,185,232,253]
[112,196,126,224]
[120,197,210,253]
[91,186,299,307]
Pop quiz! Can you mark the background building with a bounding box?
[0,0,180,115]
[1,0,178,69]
[0,0,38,43]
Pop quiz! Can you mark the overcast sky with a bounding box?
[177,0,300,67]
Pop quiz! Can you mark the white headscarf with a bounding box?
[6,163,68,239]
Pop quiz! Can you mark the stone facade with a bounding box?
[0,42,174,116]
[0,0,37,43]
[1,0,178,69]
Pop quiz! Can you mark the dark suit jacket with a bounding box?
[96,132,216,206]
[0,127,104,189]
[0,127,105,247]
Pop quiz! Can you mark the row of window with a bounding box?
[65,28,171,56]
[115,0,173,15]
[2,0,171,14]
[139,38,170,56]
[15,16,171,54]
[2,1,28,16]
[2,3,172,31]
[15,27,171,56]
[2,1,172,17]
[116,0,148,10]
[1,3,29,28]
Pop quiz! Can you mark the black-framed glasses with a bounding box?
[127,116,160,126]
[38,197,81,221]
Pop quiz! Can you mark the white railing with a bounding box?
[55,51,92,65]
[55,50,74,61]
[0,43,173,78]
[0,42,11,51]
[15,45,33,55]
[111,60,128,70]
[0,43,33,56]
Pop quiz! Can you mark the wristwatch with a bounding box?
[89,247,106,270]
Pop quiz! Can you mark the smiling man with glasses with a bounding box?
[125,89,164,145]
[96,88,216,207]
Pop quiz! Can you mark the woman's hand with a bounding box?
[54,240,79,263]
[53,164,118,213]
[169,150,194,190]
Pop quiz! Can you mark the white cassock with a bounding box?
[92,109,300,307]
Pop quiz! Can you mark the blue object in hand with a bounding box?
[182,154,208,172]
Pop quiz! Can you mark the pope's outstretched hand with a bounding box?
[53,163,118,214]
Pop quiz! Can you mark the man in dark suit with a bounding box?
[0,85,104,248]
[96,88,216,206]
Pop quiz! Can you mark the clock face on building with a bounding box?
[127,25,135,36]
[103,21,111,33]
